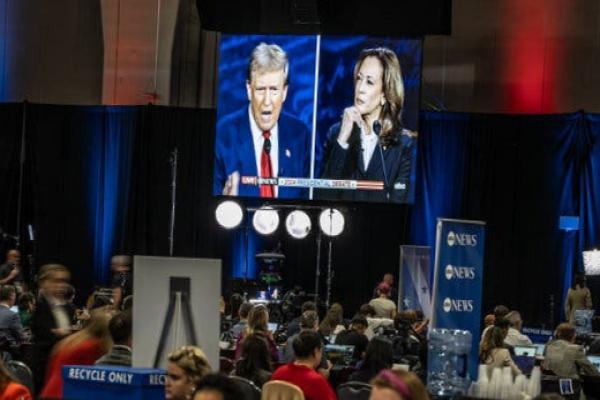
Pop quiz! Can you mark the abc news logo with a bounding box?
[445,264,476,280]
[443,297,474,313]
[447,231,478,247]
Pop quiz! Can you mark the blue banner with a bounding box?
[431,218,485,379]
[399,245,432,319]
[63,365,166,400]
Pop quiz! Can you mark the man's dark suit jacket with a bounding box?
[30,295,75,391]
[0,305,26,346]
[214,108,311,199]
[319,122,415,203]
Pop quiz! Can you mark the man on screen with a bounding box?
[214,43,311,199]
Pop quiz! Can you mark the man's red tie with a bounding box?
[260,130,274,198]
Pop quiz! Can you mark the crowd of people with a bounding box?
[1,244,599,400]
[215,273,434,400]
[478,284,600,393]
[0,250,134,399]
[0,248,429,400]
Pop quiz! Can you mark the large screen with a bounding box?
[213,34,422,204]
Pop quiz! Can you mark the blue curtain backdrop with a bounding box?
[22,105,136,297]
[3,102,600,321]
[87,108,135,284]
[410,112,600,324]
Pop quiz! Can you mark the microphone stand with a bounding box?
[373,121,390,201]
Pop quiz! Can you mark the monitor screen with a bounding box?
[588,355,600,373]
[267,322,279,332]
[214,34,422,204]
[532,343,546,356]
[514,346,537,357]
[324,344,355,366]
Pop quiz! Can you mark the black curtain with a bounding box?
[0,103,23,254]
[123,105,226,259]
[3,102,600,326]
[411,112,590,326]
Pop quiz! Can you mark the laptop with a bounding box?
[532,343,545,357]
[587,355,600,373]
[514,345,537,357]
[324,344,355,366]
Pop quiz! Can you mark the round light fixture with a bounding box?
[319,208,344,237]
[253,207,280,235]
[285,210,312,239]
[215,201,243,229]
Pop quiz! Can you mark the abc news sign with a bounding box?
[442,230,478,314]
[443,297,474,313]
[447,230,478,247]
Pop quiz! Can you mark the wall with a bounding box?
[1,0,600,111]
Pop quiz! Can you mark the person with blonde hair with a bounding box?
[40,306,116,398]
[320,47,416,203]
[234,304,279,361]
[165,346,212,400]
[370,369,430,400]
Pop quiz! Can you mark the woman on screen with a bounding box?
[320,47,416,203]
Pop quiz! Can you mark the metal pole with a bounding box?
[15,102,27,247]
[314,229,322,305]
[244,217,249,281]
[168,148,178,256]
[325,238,333,310]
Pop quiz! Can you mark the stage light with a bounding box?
[253,207,280,235]
[215,201,243,229]
[285,210,311,239]
[583,249,600,275]
[319,208,344,237]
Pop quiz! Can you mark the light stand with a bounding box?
[325,234,333,310]
[314,229,322,305]
[322,208,339,310]
[244,210,250,281]
[168,147,178,256]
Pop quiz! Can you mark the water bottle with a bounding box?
[427,328,472,396]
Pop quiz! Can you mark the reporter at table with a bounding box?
[320,47,416,203]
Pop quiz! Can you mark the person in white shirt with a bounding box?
[504,310,533,347]
[369,283,397,319]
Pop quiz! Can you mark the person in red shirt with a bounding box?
[40,307,115,398]
[271,330,336,400]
